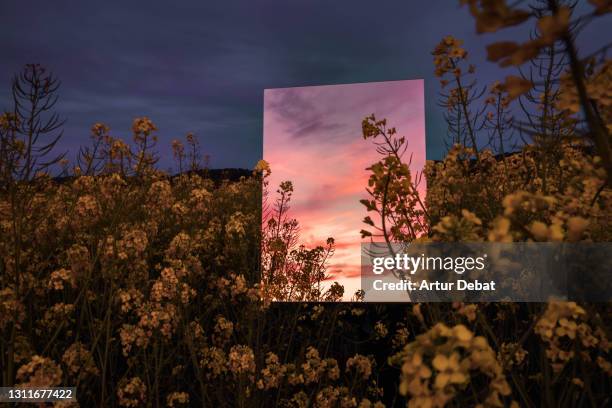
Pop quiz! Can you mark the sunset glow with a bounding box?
[264,80,426,299]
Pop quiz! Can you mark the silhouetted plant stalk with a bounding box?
[260,173,343,302]
[361,114,429,248]
[433,37,486,159]
[0,64,66,386]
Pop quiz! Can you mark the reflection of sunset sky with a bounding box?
[264,80,425,299]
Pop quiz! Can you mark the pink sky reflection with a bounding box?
[263,80,425,299]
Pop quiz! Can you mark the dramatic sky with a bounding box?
[264,80,425,298]
[1,1,609,169]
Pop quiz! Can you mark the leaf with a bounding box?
[360,229,372,238]
[502,75,533,100]
[589,0,612,15]
[486,41,519,62]
[537,6,571,44]
[504,42,540,67]
[470,1,531,34]
[359,199,376,211]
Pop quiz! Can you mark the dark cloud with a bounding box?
[292,121,345,140]
[265,87,347,140]
[265,88,319,125]
[1,0,609,169]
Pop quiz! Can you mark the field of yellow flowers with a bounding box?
[1,1,612,407]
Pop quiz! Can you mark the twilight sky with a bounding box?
[264,80,425,298]
[0,1,610,169]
